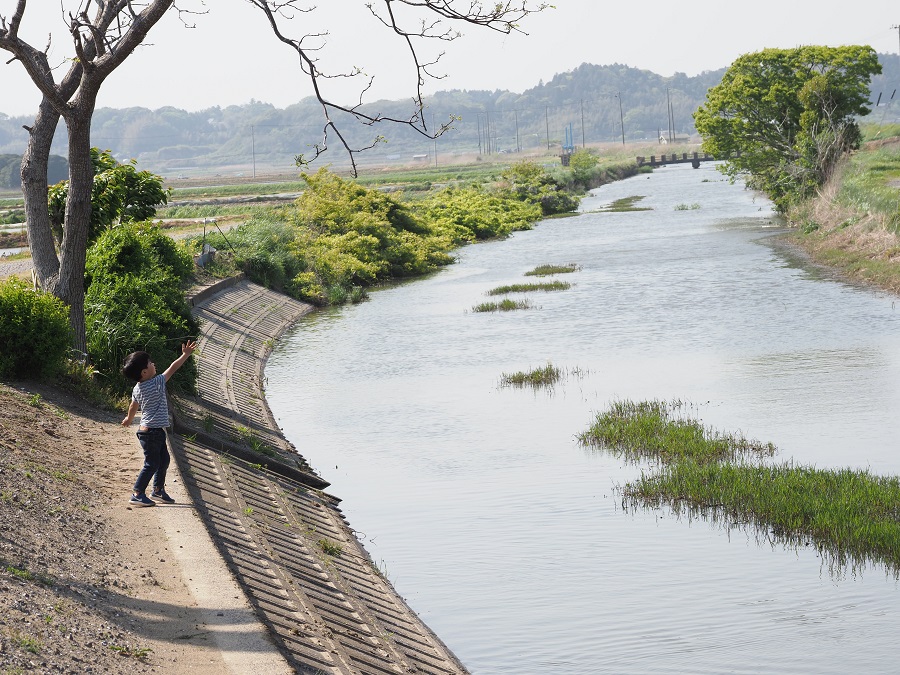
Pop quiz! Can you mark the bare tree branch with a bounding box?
[246,0,544,174]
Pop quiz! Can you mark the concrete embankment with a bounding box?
[172,276,468,674]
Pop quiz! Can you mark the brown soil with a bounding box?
[0,381,228,674]
[785,163,900,297]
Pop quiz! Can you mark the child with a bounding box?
[121,340,197,506]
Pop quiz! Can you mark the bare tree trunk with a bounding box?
[21,98,62,293]
[59,111,95,354]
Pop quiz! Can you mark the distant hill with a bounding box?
[1,57,897,177]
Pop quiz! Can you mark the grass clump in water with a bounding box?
[487,280,570,295]
[578,399,775,464]
[525,263,581,277]
[500,363,563,388]
[579,398,900,576]
[595,195,651,212]
[472,298,532,313]
[674,202,701,210]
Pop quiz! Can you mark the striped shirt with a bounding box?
[132,373,170,428]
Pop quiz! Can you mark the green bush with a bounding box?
[0,278,72,379]
[85,223,198,394]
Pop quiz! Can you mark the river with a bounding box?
[266,163,900,674]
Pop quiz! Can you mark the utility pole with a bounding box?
[432,113,437,167]
[250,125,256,178]
[580,99,585,148]
[477,114,483,155]
[546,107,551,151]
[666,88,673,143]
[617,92,625,145]
[514,110,521,153]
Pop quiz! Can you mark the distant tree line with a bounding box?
[0,154,68,189]
[1,57,896,177]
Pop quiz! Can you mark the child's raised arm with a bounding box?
[163,339,197,382]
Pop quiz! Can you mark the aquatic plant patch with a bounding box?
[524,263,581,277]
[578,399,775,465]
[472,298,532,313]
[487,281,570,295]
[589,195,651,213]
[674,202,701,210]
[580,398,900,576]
[499,363,562,388]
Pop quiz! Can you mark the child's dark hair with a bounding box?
[123,351,151,382]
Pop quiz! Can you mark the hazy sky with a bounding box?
[1,0,898,116]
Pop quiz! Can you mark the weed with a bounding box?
[487,281,570,295]
[108,644,152,661]
[27,393,42,407]
[674,202,701,210]
[525,263,581,277]
[10,631,42,654]
[243,507,254,516]
[318,539,343,557]
[582,398,900,576]
[472,299,532,313]
[500,363,563,388]
[596,195,652,212]
[201,413,214,433]
[578,399,775,464]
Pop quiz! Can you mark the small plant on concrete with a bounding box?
[318,539,343,557]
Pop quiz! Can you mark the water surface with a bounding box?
[267,163,900,674]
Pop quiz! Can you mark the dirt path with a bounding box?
[0,381,290,673]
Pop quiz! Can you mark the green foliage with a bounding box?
[694,46,882,212]
[524,263,581,276]
[472,298,532,312]
[84,223,197,394]
[414,184,542,239]
[200,169,546,307]
[499,363,562,388]
[487,281,570,295]
[0,278,72,380]
[48,148,169,245]
[499,160,580,215]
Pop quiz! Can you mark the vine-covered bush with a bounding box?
[84,223,198,394]
[0,277,72,379]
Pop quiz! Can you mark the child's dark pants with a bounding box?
[133,428,170,494]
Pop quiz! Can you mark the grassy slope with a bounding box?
[786,131,900,295]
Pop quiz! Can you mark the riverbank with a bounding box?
[784,138,900,296]
[171,277,470,673]
[1,277,468,673]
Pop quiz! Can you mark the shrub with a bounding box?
[85,223,198,394]
[0,278,72,379]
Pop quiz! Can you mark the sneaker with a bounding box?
[151,490,175,504]
[130,493,155,507]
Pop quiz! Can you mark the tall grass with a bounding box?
[499,363,562,388]
[524,263,581,277]
[472,298,532,313]
[837,144,900,231]
[579,399,775,464]
[580,398,900,576]
[487,281,570,295]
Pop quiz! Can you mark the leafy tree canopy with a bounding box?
[48,148,169,245]
[693,46,881,211]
